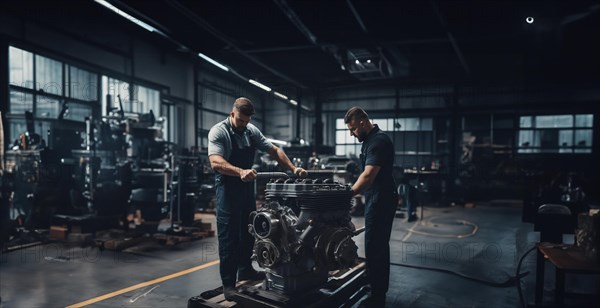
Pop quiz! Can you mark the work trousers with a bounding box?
[364,193,397,297]
[215,176,255,287]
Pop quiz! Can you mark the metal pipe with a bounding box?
[0,111,4,172]
[353,226,365,236]
[255,172,289,179]
[163,169,169,203]
[85,117,92,151]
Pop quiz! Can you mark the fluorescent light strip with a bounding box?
[198,53,229,72]
[274,92,288,100]
[249,79,271,92]
[267,138,288,146]
[289,99,311,111]
[94,0,161,33]
[97,0,300,110]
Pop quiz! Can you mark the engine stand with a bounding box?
[189,259,367,308]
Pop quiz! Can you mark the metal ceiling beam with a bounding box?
[272,0,318,45]
[272,0,357,83]
[346,0,368,33]
[167,0,307,88]
[245,38,450,54]
[246,35,524,53]
[560,4,600,26]
[245,45,319,54]
[430,0,471,75]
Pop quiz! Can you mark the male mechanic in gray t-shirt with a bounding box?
[207,97,307,300]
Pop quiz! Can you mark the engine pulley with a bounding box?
[255,239,281,267]
[253,212,280,239]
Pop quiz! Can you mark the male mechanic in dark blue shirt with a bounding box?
[345,106,397,308]
[208,97,307,300]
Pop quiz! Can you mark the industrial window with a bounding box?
[134,85,160,115]
[7,46,98,144]
[162,103,181,144]
[101,76,131,115]
[517,114,593,153]
[334,117,434,167]
[100,77,169,140]
[390,117,434,168]
[9,46,34,89]
[35,55,62,95]
[335,118,360,156]
[100,78,160,115]
[68,65,98,101]
[7,46,169,147]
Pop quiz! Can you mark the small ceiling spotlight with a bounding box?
[355,59,360,64]
[526,16,534,24]
[366,59,371,64]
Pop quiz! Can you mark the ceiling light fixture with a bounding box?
[274,91,288,100]
[267,138,289,146]
[95,0,305,109]
[366,59,371,64]
[526,16,534,24]
[94,0,164,34]
[198,53,229,72]
[249,79,271,92]
[355,59,360,64]
[288,99,311,111]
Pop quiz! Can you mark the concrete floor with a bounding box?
[1,202,598,307]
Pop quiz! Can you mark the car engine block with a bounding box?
[248,178,359,294]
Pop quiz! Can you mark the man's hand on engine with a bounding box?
[294,167,308,178]
[240,169,257,182]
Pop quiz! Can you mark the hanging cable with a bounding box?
[517,246,537,308]
[389,261,529,288]
[406,216,479,239]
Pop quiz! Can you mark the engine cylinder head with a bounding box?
[265,179,352,211]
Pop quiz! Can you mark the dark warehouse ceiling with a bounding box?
[119,0,600,89]
[5,0,600,89]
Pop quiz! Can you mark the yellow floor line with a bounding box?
[401,220,419,242]
[65,259,220,308]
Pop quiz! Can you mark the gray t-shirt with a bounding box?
[208,117,274,160]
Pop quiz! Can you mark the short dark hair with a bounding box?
[233,97,255,116]
[344,106,369,123]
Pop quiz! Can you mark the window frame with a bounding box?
[517,114,593,154]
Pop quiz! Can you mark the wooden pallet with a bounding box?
[153,227,214,245]
[95,229,148,251]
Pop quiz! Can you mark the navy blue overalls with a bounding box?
[215,130,256,287]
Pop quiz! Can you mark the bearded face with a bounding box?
[230,110,251,133]
[356,129,368,142]
[347,119,367,142]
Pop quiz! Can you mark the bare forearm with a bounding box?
[351,165,380,196]
[212,160,242,177]
[209,154,257,182]
[351,172,375,195]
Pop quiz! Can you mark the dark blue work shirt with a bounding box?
[360,124,396,204]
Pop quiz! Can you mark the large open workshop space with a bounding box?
[1,1,600,307]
